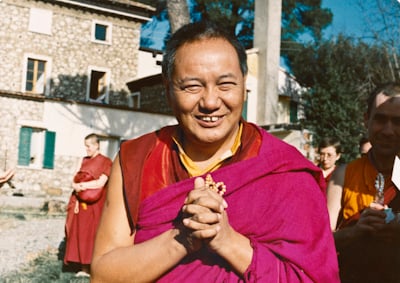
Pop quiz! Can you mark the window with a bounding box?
[18,127,56,169]
[92,21,112,44]
[29,8,52,35]
[128,92,141,109]
[87,67,110,103]
[95,24,107,41]
[23,54,51,95]
[25,58,46,93]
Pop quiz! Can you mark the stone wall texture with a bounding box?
[0,0,152,199]
[0,95,79,199]
[0,0,142,106]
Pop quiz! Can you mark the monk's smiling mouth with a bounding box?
[197,115,224,122]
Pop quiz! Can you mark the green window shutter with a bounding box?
[43,131,56,169]
[18,127,32,166]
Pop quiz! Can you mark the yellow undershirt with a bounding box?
[173,123,243,177]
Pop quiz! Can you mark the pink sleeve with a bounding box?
[244,238,317,282]
[241,173,340,283]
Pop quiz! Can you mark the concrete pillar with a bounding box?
[253,0,282,126]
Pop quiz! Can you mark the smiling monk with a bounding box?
[91,21,339,283]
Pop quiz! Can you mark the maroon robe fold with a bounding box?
[120,122,339,282]
[64,153,112,265]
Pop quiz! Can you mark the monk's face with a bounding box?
[366,93,400,158]
[168,38,246,152]
[318,146,340,170]
[85,138,99,158]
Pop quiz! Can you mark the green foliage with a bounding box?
[287,35,395,162]
[141,0,333,50]
[281,0,332,42]
[192,0,332,48]
[191,0,254,46]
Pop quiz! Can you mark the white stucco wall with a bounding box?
[135,50,163,80]
[43,100,177,158]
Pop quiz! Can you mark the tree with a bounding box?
[356,0,400,81]
[287,35,396,162]
[166,0,190,33]
[191,0,255,46]
[281,0,332,42]
[140,0,333,52]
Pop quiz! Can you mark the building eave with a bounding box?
[0,90,45,102]
[46,0,156,22]
[127,73,162,92]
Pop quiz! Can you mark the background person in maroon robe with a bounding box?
[64,133,112,277]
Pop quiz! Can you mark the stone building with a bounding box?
[0,0,177,199]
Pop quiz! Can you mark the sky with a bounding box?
[322,0,365,39]
[140,1,381,51]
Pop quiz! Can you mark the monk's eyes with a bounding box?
[373,114,400,126]
[218,81,237,91]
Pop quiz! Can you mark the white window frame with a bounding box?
[21,53,52,96]
[86,66,110,104]
[91,20,112,44]
[29,128,46,168]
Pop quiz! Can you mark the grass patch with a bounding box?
[1,249,89,283]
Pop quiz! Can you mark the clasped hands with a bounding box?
[179,176,231,253]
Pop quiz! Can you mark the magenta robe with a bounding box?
[120,122,340,282]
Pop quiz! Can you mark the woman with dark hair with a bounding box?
[318,137,342,183]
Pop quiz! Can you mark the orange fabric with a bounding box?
[339,155,396,228]
[120,121,262,233]
[174,123,243,177]
[140,122,261,206]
